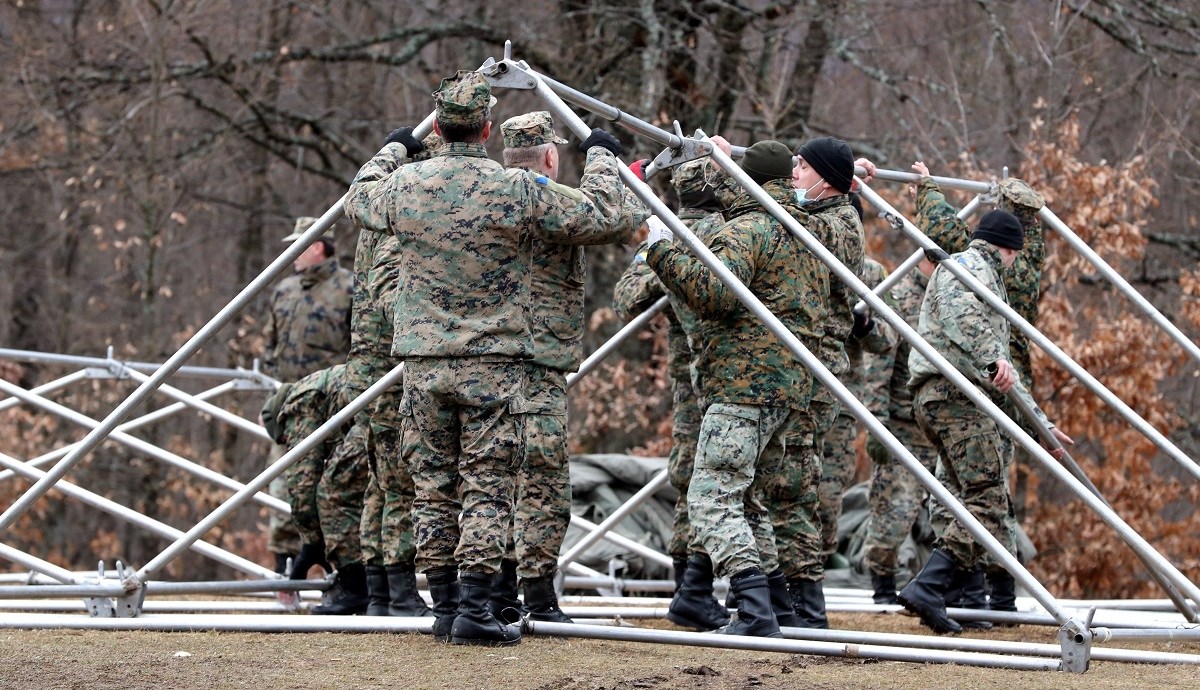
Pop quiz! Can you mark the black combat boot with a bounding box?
[766,570,799,628]
[450,571,522,646]
[672,557,688,592]
[273,552,291,576]
[786,578,829,629]
[871,572,898,605]
[666,554,730,630]
[897,549,963,634]
[953,566,993,630]
[987,568,1019,626]
[311,562,369,615]
[386,564,432,617]
[426,567,460,642]
[522,574,573,623]
[720,568,782,638]
[365,564,391,616]
[489,558,523,625]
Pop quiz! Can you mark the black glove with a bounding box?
[289,541,331,580]
[384,127,425,156]
[851,310,875,339]
[578,128,623,157]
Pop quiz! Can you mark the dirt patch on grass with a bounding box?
[0,612,1196,689]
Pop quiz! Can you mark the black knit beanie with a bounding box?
[971,210,1024,250]
[740,140,794,185]
[797,136,854,193]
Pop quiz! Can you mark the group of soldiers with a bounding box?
[256,67,1070,644]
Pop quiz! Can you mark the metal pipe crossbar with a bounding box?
[0,348,275,384]
[561,470,673,570]
[0,370,91,414]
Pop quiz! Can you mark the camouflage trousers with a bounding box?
[915,377,1017,569]
[667,375,703,558]
[318,414,369,567]
[819,408,858,559]
[282,417,328,547]
[365,385,418,567]
[772,385,839,582]
[689,403,798,578]
[503,365,571,579]
[267,441,301,555]
[402,357,526,575]
[862,418,938,575]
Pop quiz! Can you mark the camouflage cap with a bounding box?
[501,111,568,149]
[281,216,327,243]
[997,178,1044,211]
[671,159,713,196]
[433,71,497,126]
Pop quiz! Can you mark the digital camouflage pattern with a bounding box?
[688,403,798,577]
[433,70,496,126]
[915,177,1046,382]
[862,267,939,576]
[500,111,568,148]
[400,358,528,574]
[261,256,353,384]
[275,365,349,546]
[803,194,866,378]
[317,413,369,567]
[344,143,633,360]
[645,179,829,409]
[816,257,891,562]
[509,365,571,578]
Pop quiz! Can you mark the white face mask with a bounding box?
[796,180,823,207]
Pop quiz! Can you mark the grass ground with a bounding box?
[1,610,1197,689]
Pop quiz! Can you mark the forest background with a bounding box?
[0,0,1198,597]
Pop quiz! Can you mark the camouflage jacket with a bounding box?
[865,265,928,422]
[613,208,723,382]
[908,240,1048,426]
[527,172,643,373]
[344,142,630,359]
[916,178,1045,380]
[797,194,866,376]
[262,257,353,383]
[842,257,893,416]
[646,180,829,408]
[276,364,349,540]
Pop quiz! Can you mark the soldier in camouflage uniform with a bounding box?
[910,161,1047,613]
[646,140,830,638]
[898,210,1071,634]
[261,218,353,574]
[344,71,634,646]
[770,137,873,629]
[862,258,939,605]
[613,157,732,631]
[485,111,642,625]
[258,365,350,616]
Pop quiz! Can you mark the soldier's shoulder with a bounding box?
[524,169,586,204]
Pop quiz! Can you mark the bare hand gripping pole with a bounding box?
[490,57,1075,632]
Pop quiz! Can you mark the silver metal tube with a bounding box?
[0,453,275,579]
[1037,206,1200,365]
[0,612,435,634]
[0,370,90,413]
[0,378,288,514]
[568,511,673,569]
[133,361,407,583]
[0,348,272,383]
[143,579,327,595]
[0,201,341,534]
[870,168,993,193]
[0,584,126,598]
[851,194,987,315]
[117,365,270,440]
[1093,627,1200,643]
[567,297,668,387]
[531,71,685,149]
[0,600,296,613]
[0,543,78,584]
[559,470,670,569]
[855,182,1200,607]
[0,382,239,483]
[524,620,1060,671]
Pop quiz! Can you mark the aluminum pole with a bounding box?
[0,612,434,634]
[0,381,239,483]
[0,543,78,584]
[523,620,1060,671]
[559,469,670,569]
[0,370,90,413]
[506,60,1072,626]
[0,453,275,579]
[0,379,288,513]
[133,361,406,583]
[568,511,674,569]
[567,297,668,386]
[0,348,273,384]
[870,168,993,194]
[1038,206,1200,364]
[115,365,270,440]
[855,182,1200,608]
[1093,627,1200,643]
